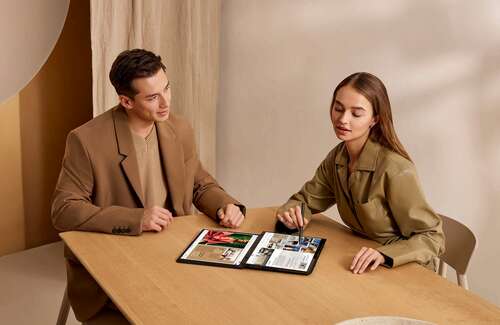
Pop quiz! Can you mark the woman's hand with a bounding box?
[276,206,309,229]
[350,247,385,274]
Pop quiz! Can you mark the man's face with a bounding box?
[121,68,171,123]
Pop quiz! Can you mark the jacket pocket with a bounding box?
[354,199,395,236]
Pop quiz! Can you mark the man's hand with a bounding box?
[217,204,244,228]
[350,247,385,274]
[141,206,173,232]
[276,206,310,230]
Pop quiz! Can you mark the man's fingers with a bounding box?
[151,222,162,232]
[156,213,168,222]
[155,206,170,215]
[157,214,173,227]
[234,213,244,227]
[155,217,168,227]
[221,204,238,224]
[220,215,232,227]
[219,211,231,227]
[155,208,173,221]
[232,212,244,228]
[217,208,225,220]
[225,204,238,216]
[223,210,244,228]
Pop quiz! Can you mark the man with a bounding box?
[52,49,245,324]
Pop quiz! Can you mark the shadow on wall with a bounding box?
[469,46,500,304]
[19,0,92,248]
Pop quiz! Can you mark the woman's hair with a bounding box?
[330,72,412,162]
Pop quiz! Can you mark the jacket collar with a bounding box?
[113,105,145,206]
[334,137,381,172]
[156,116,185,214]
[112,106,185,211]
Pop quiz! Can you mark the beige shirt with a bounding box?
[131,125,168,208]
[279,138,445,268]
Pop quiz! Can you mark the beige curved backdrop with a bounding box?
[0,0,92,255]
[0,0,69,104]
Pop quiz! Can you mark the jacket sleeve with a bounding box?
[184,125,245,219]
[51,131,144,235]
[377,168,445,267]
[192,161,245,220]
[277,151,337,222]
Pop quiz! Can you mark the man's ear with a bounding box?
[119,94,134,110]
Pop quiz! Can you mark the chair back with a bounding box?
[438,214,476,275]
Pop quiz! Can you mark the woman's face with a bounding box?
[331,85,377,144]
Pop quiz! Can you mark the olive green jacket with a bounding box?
[279,138,445,268]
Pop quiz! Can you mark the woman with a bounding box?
[276,72,444,274]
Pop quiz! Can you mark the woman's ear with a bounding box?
[370,115,379,128]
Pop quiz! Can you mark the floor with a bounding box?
[0,241,79,325]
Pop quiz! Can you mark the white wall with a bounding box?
[218,0,500,305]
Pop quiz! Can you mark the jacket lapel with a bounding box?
[156,120,185,215]
[354,138,380,172]
[334,143,364,231]
[334,143,350,201]
[112,106,145,207]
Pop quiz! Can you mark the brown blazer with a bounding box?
[52,106,243,321]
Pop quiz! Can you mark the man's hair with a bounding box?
[109,49,166,98]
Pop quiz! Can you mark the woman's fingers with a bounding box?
[370,254,384,271]
[358,251,378,274]
[283,211,296,229]
[350,247,385,274]
[351,247,368,270]
[294,206,304,228]
[351,247,384,274]
[277,205,309,230]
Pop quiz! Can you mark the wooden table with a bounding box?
[61,208,500,324]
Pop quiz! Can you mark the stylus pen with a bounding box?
[298,202,304,245]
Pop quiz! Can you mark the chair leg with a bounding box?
[56,286,70,325]
[457,274,469,290]
[438,259,447,277]
[433,257,439,273]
